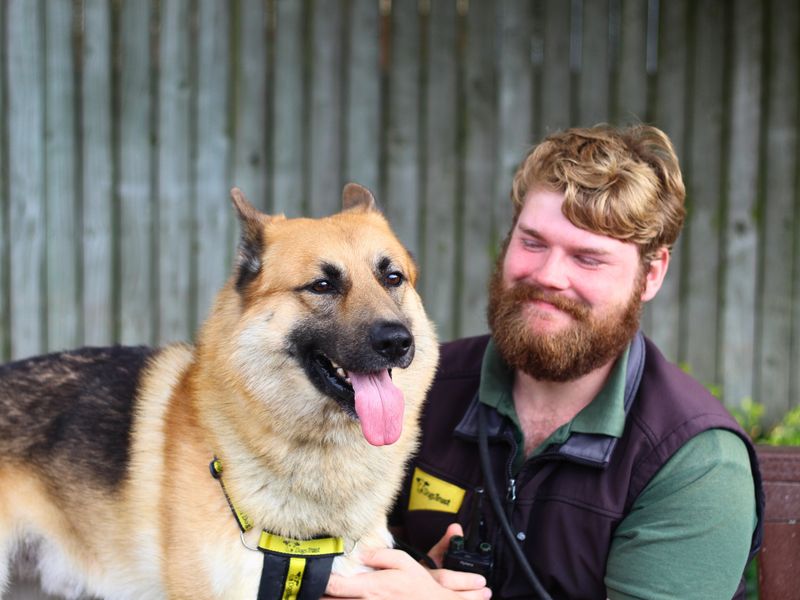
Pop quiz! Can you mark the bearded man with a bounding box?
[325,125,763,600]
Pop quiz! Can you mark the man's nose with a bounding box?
[531,250,570,290]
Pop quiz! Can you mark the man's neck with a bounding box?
[512,358,617,456]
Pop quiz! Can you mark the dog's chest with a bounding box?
[198,533,264,597]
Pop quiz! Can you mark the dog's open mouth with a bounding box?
[311,352,356,400]
[307,352,404,447]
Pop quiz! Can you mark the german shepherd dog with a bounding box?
[0,184,438,599]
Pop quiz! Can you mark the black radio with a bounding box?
[442,487,494,579]
[443,534,493,578]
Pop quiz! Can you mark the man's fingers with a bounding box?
[428,523,465,567]
[324,573,362,599]
[360,548,420,571]
[430,568,487,592]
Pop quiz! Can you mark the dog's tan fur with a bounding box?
[0,185,438,599]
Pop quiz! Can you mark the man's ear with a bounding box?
[641,246,670,302]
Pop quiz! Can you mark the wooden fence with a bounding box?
[0,0,798,424]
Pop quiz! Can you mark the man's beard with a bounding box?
[487,261,645,382]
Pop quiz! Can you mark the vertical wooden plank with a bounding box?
[7,0,45,359]
[578,0,610,127]
[421,0,457,340]
[157,0,193,343]
[83,0,114,346]
[385,0,421,253]
[194,0,231,329]
[45,0,80,351]
[645,0,689,362]
[118,0,154,345]
[309,0,344,217]
[792,16,800,415]
[459,0,497,337]
[272,0,306,216]
[721,0,761,409]
[539,0,571,134]
[681,0,727,386]
[344,0,380,193]
[759,0,798,422]
[613,0,648,124]
[0,0,7,361]
[794,227,800,402]
[231,0,268,213]
[496,0,533,246]
[576,0,610,127]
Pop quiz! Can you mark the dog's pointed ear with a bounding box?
[231,187,266,292]
[342,183,377,213]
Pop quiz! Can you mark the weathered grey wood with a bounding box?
[682,0,727,386]
[344,0,380,194]
[645,0,689,362]
[118,0,154,346]
[721,0,762,409]
[613,0,648,124]
[194,0,232,330]
[7,0,45,359]
[231,0,268,213]
[578,0,610,127]
[460,0,497,337]
[385,0,421,253]
[540,0,571,134]
[420,0,458,340]
[496,0,533,247]
[0,0,798,427]
[82,0,115,346]
[272,0,306,217]
[157,0,193,344]
[794,270,800,406]
[0,0,7,361]
[310,0,344,217]
[45,0,80,351]
[759,0,798,421]
[791,13,800,415]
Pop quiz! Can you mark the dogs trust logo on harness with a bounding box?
[407,467,465,513]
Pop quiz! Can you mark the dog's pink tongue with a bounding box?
[350,370,404,446]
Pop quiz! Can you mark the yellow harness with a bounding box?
[210,457,344,600]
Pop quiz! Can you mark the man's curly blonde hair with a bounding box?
[510,124,686,262]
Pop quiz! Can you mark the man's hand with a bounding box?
[324,524,491,600]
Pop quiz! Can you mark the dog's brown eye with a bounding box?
[385,272,403,287]
[310,280,334,294]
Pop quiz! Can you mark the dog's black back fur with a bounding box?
[0,346,155,490]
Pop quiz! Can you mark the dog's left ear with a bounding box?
[231,187,266,292]
[342,183,377,213]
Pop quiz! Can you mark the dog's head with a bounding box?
[200,184,438,448]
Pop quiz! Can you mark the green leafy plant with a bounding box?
[761,404,800,445]
[729,399,800,446]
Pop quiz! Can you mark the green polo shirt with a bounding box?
[479,340,757,600]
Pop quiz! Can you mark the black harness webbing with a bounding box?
[257,532,343,600]
[210,458,344,600]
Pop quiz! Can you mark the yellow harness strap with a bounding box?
[210,457,345,600]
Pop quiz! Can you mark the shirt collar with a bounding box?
[478,338,631,441]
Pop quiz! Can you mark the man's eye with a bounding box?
[309,279,335,294]
[522,239,545,250]
[385,272,404,287]
[575,255,601,268]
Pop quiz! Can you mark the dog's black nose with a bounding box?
[370,322,413,362]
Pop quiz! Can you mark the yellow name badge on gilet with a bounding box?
[408,467,466,513]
